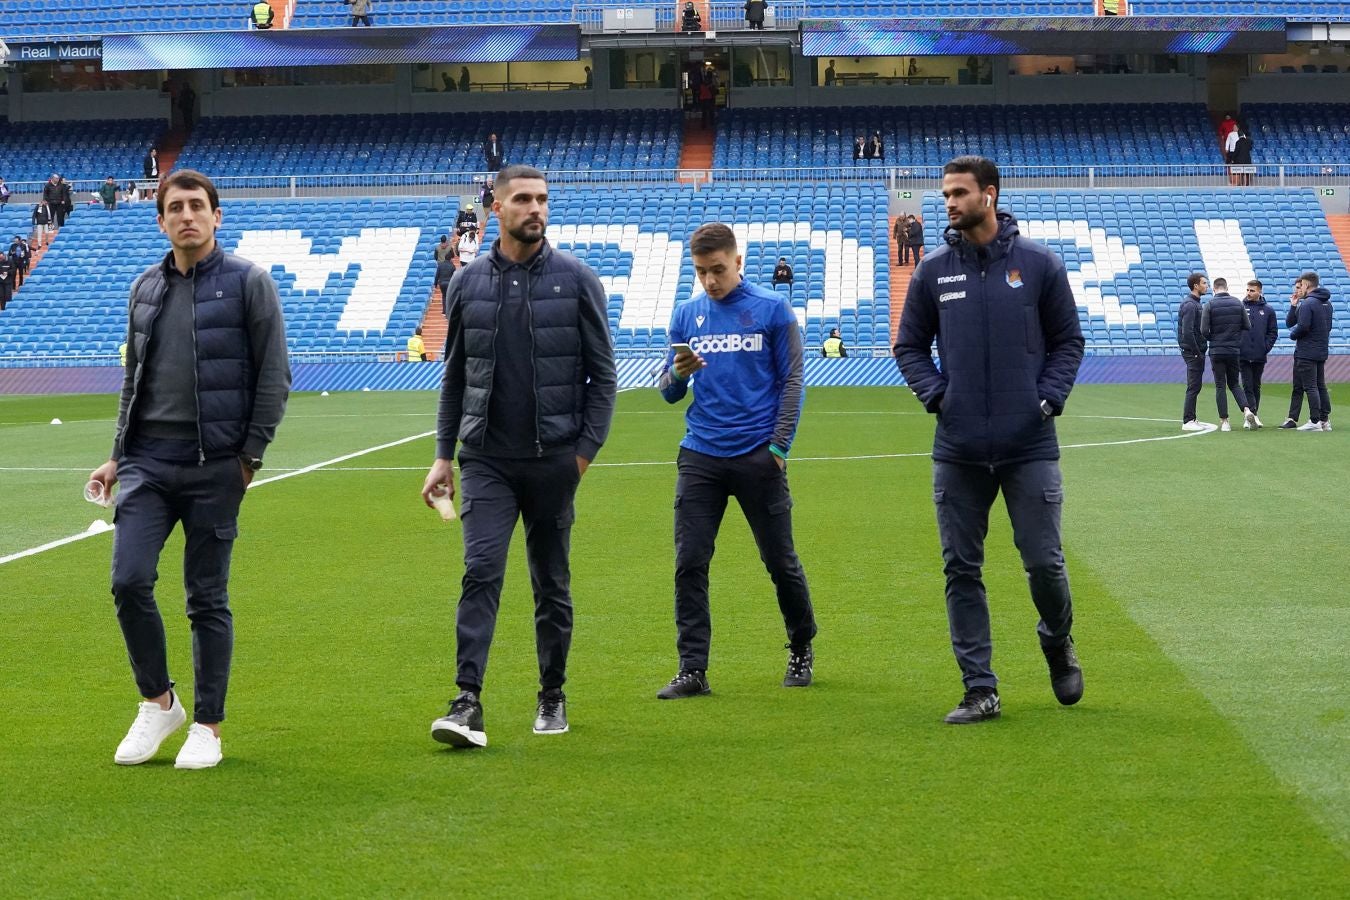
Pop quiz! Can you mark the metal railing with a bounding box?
[573,2,806,33]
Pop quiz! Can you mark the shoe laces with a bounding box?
[785,644,812,676]
[448,693,478,716]
[1048,643,1080,678]
[127,702,164,740]
[959,688,996,709]
[538,694,564,718]
[668,670,704,688]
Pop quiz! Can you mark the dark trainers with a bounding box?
[533,689,568,735]
[944,687,1001,724]
[783,644,813,687]
[656,669,711,700]
[1278,418,1299,429]
[431,691,487,748]
[1043,637,1084,706]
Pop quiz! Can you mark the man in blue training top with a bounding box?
[656,223,816,699]
[895,155,1085,725]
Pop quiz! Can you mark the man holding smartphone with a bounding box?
[656,223,816,700]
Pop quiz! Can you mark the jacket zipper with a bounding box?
[525,267,542,457]
[980,257,992,470]
[190,267,205,465]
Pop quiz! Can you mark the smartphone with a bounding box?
[670,342,693,356]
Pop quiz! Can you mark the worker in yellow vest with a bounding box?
[250,1,275,29]
[822,327,846,358]
[407,327,427,362]
[119,341,128,367]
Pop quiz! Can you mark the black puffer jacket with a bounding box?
[436,239,617,461]
[1200,291,1250,357]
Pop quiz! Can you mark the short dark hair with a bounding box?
[157,169,219,216]
[943,155,1000,197]
[1300,271,1320,287]
[494,164,546,197]
[690,223,738,257]
[1187,272,1207,290]
[1247,279,1263,289]
[1212,277,1228,290]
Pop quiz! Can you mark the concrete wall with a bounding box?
[1238,74,1350,105]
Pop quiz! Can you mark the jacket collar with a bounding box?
[159,243,224,279]
[487,237,552,272]
[943,211,1020,263]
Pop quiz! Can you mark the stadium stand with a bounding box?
[715,104,1218,171]
[171,111,682,181]
[1240,104,1350,165]
[920,188,1349,354]
[0,1,254,39]
[1130,2,1350,20]
[0,119,163,189]
[289,0,576,28]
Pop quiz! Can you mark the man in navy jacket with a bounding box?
[1288,271,1334,431]
[895,156,1085,725]
[1200,277,1258,431]
[1177,272,1210,430]
[1238,279,1278,422]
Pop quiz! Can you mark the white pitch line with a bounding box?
[0,431,434,567]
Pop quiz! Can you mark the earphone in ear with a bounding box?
[984,194,993,208]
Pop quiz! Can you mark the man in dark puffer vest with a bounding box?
[896,156,1085,726]
[423,164,616,748]
[88,169,290,770]
[1200,277,1258,432]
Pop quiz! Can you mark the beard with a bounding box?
[506,220,545,244]
[949,208,987,232]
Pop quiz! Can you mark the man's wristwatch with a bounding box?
[240,454,263,472]
[1040,400,1054,418]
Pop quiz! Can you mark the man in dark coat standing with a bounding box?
[1178,272,1209,430]
[895,156,1085,726]
[1238,279,1277,422]
[482,133,504,173]
[1200,277,1258,431]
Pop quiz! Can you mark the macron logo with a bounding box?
[690,333,764,354]
[937,274,967,285]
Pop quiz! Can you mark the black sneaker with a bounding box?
[431,691,487,748]
[944,687,1001,724]
[783,643,813,687]
[533,688,568,735]
[1278,418,1299,429]
[656,669,711,700]
[1043,637,1084,706]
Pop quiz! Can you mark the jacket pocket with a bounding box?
[1043,489,1064,504]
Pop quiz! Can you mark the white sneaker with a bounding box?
[114,692,187,765]
[1244,410,1261,430]
[1181,420,1207,432]
[1296,421,1323,431]
[1242,421,1251,430]
[1220,421,1232,432]
[1323,420,1333,432]
[174,723,223,770]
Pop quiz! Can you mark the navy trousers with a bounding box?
[1181,351,1205,423]
[673,445,816,672]
[454,453,580,693]
[933,459,1074,690]
[111,455,246,724]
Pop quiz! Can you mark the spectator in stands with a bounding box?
[123,181,141,205]
[458,230,480,265]
[1218,113,1237,150]
[459,67,471,93]
[177,83,197,129]
[441,72,456,92]
[88,168,291,771]
[584,66,593,89]
[143,147,159,181]
[772,257,793,286]
[906,214,924,265]
[1231,130,1253,186]
[822,327,846,358]
[422,163,617,747]
[434,234,453,264]
[1200,277,1259,432]
[346,0,373,27]
[478,178,495,217]
[99,176,119,211]
[680,2,702,33]
[853,135,865,162]
[1280,278,1309,428]
[456,203,479,238]
[745,0,765,30]
[119,341,128,367]
[42,175,64,230]
[824,60,836,86]
[1224,121,1241,185]
[697,65,719,129]
[407,326,427,362]
[894,214,909,265]
[31,202,51,247]
[9,236,27,289]
[1178,272,1210,431]
[895,154,1085,725]
[864,131,883,161]
[250,1,274,28]
[0,255,11,310]
[436,251,456,316]
[1288,271,1333,431]
[0,178,9,206]
[1238,279,1277,424]
[482,134,504,173]
[657,222,816,700]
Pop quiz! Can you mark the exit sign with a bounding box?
[900,191,913,199]
[1319,188,1336,196]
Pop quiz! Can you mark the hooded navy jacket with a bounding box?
[1177,293,1207,356]
[894,212,1084,467]
[1239,297,1278,362]
[1289,286,1333,361]
[1200,291,1250,357]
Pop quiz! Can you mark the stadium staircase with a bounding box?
[419,290,448,361]
[1329,215,1350,280]
[677,119,715,186]
[155,127,191,175]
[887,215,911,343]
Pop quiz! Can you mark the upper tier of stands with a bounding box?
[1241,104,1350,164]
[5,1,1350,38]
[716,104,1218,171]
[172,111,682,180]
[0,119,161,188]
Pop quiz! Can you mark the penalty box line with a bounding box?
[0,431,434,568]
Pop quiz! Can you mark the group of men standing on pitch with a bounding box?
[89,154,1088,768]
[1179,271,1333,432]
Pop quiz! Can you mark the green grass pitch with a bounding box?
[1,385,1347,896]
